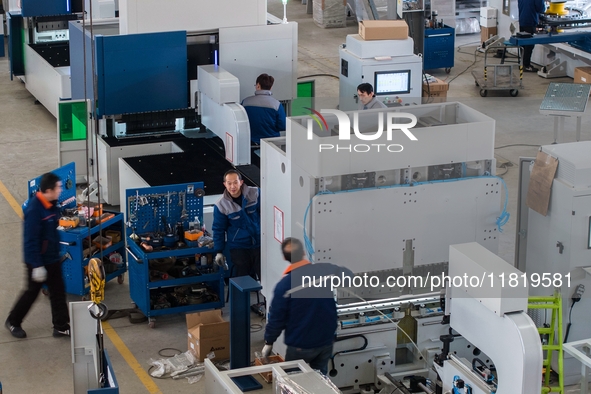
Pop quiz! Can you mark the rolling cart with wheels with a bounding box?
[472,44,523,97]
[424,25,455,73]
[125,182,224,328]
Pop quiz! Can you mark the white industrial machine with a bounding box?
[116,65,250,222]
[197,65,251,166]
[204,358,340,393]
[339,34,423,111]
[523,141,591,385]
[260,102,508,392]
[434,243,542,394]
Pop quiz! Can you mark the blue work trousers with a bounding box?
[285,343,333,375]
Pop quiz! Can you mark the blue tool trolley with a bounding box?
[125,182,224,327]
[423,25,455,72]
[28,163,127,296]
[58,212,127,296]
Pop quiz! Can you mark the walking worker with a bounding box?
[518,0,545,72]
[262,238,353,375]
[6,172,70,339]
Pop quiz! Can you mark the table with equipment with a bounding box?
[539,82,591,143]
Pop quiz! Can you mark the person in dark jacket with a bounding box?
[242,73,286,144]
[518,0,545,72]
[6,172,70,339]
[213,170,261,280]
[262,238,353,375]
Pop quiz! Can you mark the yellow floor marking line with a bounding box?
[0,179,24,220]
[103,321,162,394]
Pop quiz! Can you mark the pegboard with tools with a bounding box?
[27,161,77,209]
[125,182,223,326]
[126,182,205,237]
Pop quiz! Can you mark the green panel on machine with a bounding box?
[59,101,88,141]
[291,80,315,116]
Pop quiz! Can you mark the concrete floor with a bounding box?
[0,0,589,393]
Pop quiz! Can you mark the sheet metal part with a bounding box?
[337,292,441,315]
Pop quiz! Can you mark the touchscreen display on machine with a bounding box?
[374,70,411,95]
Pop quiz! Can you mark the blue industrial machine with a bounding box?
[508,13,591,78]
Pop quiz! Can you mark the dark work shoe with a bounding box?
[5,319,27,339]
[53,325,70,338]
[524,65,539,72]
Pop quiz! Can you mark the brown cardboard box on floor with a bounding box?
[186,310,230,362]
[423,76,449,98]
[480,26,497,43]
[359,20,408,40]
[574,67,591,84]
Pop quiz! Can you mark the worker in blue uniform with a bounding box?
[6,172,70,339]
[242,73,286,145]
[262,238,353,375]
[213,169,261,281]
[518,0,546,72]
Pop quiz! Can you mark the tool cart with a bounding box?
[471,44,524,97]
[125,182,224,328]
[27,163,127,297]
[423,24,455,73]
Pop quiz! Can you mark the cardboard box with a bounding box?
[359,20,408,40]
[480,6,497,18]
[574,67,591,84]
[186,310,230,361]
[422,76,449,98]
[254,355,285,383]
[480,26,498,43]
[480,7,497,28]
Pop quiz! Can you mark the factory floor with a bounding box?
[0,1,588,393]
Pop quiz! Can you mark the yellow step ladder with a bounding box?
[528,291,564,394]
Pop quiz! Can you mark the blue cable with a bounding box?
[302,197,314,260]
[496,177,510,233]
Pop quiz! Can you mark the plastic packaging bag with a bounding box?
[276,370,342,393]
[148,350,197,378]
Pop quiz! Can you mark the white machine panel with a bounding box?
[24,45,71,118]
[312,180,500,274]
[288,103,495,179]
[84,0,116,20]
[449,243,528,316]
[119,0,266,34]
[340,48,422,110]
[198,65,240,105]
[524,141,591,384]
[339,35,423,110]
[219,22,298,102]
[542,141,591,187]
[345,34,414,59]
[100,138,182,205]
